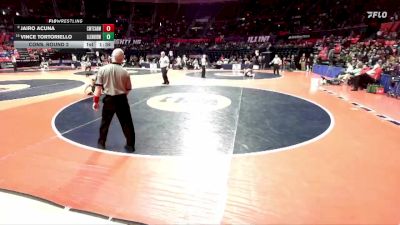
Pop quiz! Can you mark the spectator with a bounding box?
[351,61,383,91]
[299,53,306,71]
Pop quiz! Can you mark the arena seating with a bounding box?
[0,0,399,93]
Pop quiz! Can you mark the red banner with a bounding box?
[380,21,400,32]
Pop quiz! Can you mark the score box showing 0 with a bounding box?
[102,24,115,32]
[102,32,114,41]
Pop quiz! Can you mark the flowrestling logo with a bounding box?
[367,11,388,19]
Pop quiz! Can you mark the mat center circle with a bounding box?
[147,92,232,112]
[0,84,31,92]
[53,86,332,156]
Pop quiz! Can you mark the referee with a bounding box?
[201,54,207,78]
[269,54,282,75]
[11,54,17,72]
[92,48,135,152]
[160,51,170,85]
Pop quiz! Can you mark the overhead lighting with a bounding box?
[2,10,5,15]
[16,12,20,16]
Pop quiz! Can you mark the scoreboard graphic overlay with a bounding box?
[14,18,115,49]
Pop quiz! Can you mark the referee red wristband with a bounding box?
[93,96,99,104]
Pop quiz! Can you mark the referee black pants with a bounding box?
[161,67,169,84]
[201,65,206,78]
[273,64,280,75]
[98,94,135,148]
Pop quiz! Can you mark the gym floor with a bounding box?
[0,67,399,224]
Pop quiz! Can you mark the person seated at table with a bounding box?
[182,55,188,69]
[345,63,363,81]
[351,61,383,91]
[139,56,145,66]
[348,64,369,85]
[321,63,354,85]
[187,59,194,69]
[337,62,356,82]
[174,56,182,70]
[215,59,223,69]
[223,58,229,64]
[322,62,363,85]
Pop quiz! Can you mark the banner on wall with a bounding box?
[115,39,143,45]
[222,36,246,42]
[288,34,311,40]
[169,38,211,43]
[247,35,270,43]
